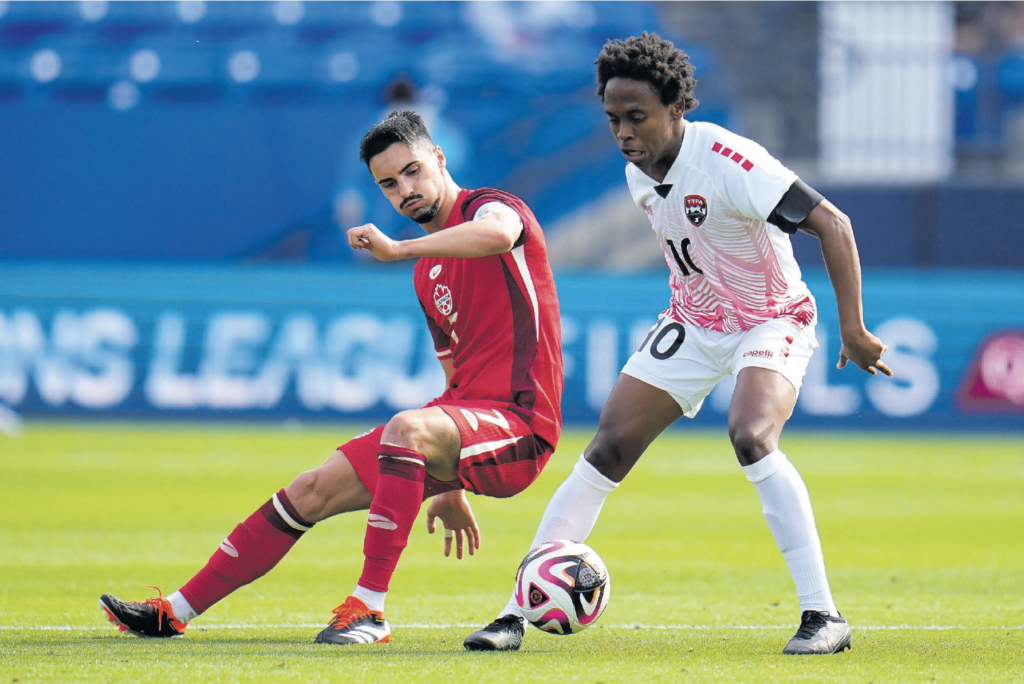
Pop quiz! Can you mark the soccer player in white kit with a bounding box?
[465,32,893,655]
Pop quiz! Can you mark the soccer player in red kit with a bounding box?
[99,110,563,646]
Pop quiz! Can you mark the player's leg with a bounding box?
[100,436,377,638]
[728,366,850,655]
[465,374,685,651]
[540,373,684,542]
[315,406,461,645]
[533,319,705,553]
[468,318,724,651]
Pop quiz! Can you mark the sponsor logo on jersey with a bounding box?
[743,349,773,358]
[684,195,708,227]
[429,264,442,279]
[433,284,453,315]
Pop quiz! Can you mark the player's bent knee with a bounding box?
[382,410,433,452]
[585,431,639,482]
[286,469,329,522]
[729,425,772,466]
[287,460,370,523]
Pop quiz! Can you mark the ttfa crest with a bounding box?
[433,284,453,315]
[684,194,707,227]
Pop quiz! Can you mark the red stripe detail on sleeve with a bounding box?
[741,160,754,172]
[711,142,722,153]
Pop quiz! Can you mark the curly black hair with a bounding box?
[595,32,699,111]
[359,109,434,166]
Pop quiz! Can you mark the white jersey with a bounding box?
[626,121,816,333]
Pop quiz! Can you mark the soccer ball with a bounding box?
[514,540,610,635]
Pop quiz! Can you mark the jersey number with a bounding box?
[637,321,686,360]
[460,408,510,431]
[666,238,703,277]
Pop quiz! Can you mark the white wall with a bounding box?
[819,1,955,181]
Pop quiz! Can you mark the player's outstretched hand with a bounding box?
[426,489,481,560]
[838,328,893,377]
[347,223,402,261]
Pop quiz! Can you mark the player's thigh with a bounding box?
[382,406,462,482]
[585,373,686,482]
[726,319,816,459]
[727,367,797,462]
[286,444,374,522]
[623,316,725,419]
[730,318,818,397]
[436,402,549,498]
[330,424,464,502]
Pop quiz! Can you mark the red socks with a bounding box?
[179,489,313,615]
[358,444,427,592]
[179,444,428,613]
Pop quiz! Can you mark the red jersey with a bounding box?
[413,188,563,450]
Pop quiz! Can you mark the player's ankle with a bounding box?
[168,591,198,624]
[353,585,387,613]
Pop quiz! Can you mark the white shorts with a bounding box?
[621,315,819,418]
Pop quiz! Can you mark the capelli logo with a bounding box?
[743,350,773,358]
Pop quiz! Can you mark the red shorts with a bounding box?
[338,400,554,500]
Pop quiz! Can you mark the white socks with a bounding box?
[529,454,619,548]
[353,585,387,613]
[167,591,198,624]
[743,449,838,616]
[499,454,619,619]
[166,585,387,624]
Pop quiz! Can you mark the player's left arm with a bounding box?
[796,196,893,377]
[348,211,522,262]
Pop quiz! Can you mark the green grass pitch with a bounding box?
[1,423,1022,683]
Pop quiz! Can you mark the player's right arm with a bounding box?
[798,200,892,377]
[347,209,522,261]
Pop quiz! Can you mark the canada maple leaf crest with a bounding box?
[433,283,453,315]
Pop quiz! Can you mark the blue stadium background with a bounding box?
[1,1,1021,431]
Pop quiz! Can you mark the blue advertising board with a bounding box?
[0,263,1021,430]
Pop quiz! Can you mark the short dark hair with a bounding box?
[595,32,699,111]
[359,110,434,166]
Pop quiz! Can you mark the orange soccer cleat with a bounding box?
[99,586,187,638]
[313,596,391,645]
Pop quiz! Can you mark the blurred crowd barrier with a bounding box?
[1,263,1021,431]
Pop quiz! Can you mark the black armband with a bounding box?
[767,179,824,234]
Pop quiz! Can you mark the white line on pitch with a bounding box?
[2,624,1022,632]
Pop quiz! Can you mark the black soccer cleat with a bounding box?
[314,596,391,645]
[99,588,187,638]
[463,614,526,651]
[783,610,852,655]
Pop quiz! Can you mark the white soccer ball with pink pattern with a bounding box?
[514,540,610,635]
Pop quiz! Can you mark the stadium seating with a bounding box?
[0,0,732,260]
